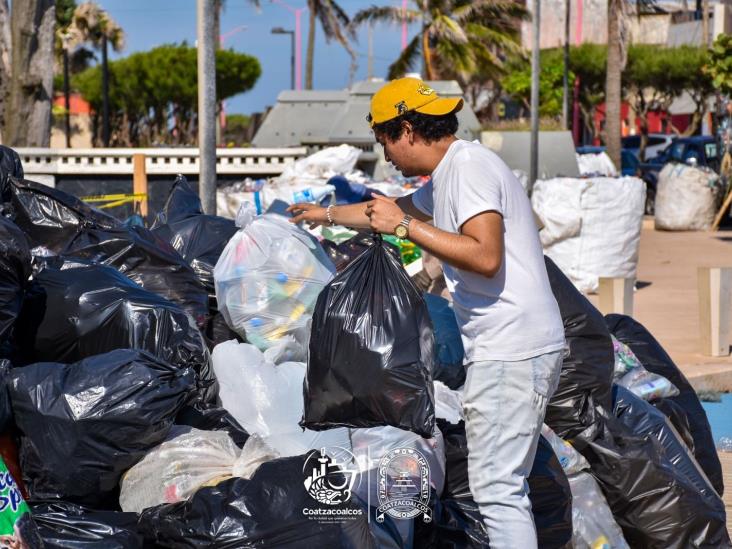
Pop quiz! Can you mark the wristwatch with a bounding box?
[394,214,413,239]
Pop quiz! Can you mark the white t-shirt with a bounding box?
[411,139,565,362]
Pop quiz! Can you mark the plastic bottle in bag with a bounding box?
[292,184,335,204]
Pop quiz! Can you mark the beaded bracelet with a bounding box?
[326,204,335,226]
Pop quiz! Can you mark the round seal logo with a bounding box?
[303,447,359,506]
[376,447,432,523]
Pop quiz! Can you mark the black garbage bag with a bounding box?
[138,454,379,548]
[151,175,237,295]
[12,264,215,403]
[605,313,723,495]
[652,397,696,455]
[544,257,615,440]
[424,293,465,390]
[31,501,146,549]
[572,386,730,548]
[435,421,572,548]
[3,177,119,254]
[302,236,435,437]
[64,225,209,327]
[320,231,400,273]
[0,145,23,201]
[175,405,249,449]
[8,349,196,508]
[0,217,31,345]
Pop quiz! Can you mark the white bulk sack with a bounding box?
[654,163,720,231]
[532,177,646,293]
[211,340,351,457]
[576,152,618,177]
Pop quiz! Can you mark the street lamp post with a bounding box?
[197,0,217,215]
[271,0,304,90]
[271,27,295,90]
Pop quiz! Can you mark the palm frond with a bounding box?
[387,33,422,80]
[430,14,468,43]
[351,5,421,28]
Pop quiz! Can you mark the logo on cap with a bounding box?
[394,101,408,115]
[416,84,434,96]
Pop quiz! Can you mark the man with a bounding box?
[288,77,565,548]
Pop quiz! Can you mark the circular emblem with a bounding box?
[376,447,432,523]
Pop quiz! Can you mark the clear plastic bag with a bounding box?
[612,335,679,401]
[569,471,630,549]
[119,427,277,513]
[540,424,589,476]
[211,340,351,456]
[213,205,335,356]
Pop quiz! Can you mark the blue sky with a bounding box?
[99,0,421,115]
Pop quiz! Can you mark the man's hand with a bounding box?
[286,203,327,229]
[367,194,405,235]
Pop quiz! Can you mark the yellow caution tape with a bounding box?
[79,193,147,210]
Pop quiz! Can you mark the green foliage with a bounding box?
[706,33,732,95]
[56,0,77,30]
[73,44,261,146]
[502,49,573,117]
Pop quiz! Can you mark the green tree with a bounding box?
[305,0,355,90]
[705,34,732,95]
[73,44,261,146]
[352,0,526,82]
[502,49,573,118]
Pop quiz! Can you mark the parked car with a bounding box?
[576,145,639,177]
[639,136,720,214]
[622,133,675,161]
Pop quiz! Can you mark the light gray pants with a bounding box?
[462,350,563,549]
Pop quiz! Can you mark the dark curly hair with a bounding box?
[372,110,458,143]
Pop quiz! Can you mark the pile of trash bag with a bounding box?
[10,263,216,404]
[606,313,724,494]
[8,349,195,508]
[302,235,435,437]
[138,454,385,548]
[214,204,335,355]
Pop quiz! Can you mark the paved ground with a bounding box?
[586,219,732,390]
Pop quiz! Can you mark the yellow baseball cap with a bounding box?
[367,77,463,127]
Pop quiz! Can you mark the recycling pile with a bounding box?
[0,143,726,547]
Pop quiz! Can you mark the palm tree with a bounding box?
[65,2,124,146]
[305,0,356,90]
[352,0,527,82]
[604,0,624,170]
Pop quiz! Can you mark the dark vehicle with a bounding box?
[622,133,675,160]
[639,136,720,214]
[576,145,639,177]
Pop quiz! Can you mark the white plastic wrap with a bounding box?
[569,471,630,549]
[214,205,335,354]
[211,340,351,457]
[532,177,646,293]
[540,424,589,476]
[654,163,720,231]
[351,425,447,500]
[434,381,464,424]
[119,427,277,513]
[276,144,362,186]
[576,152,618,177]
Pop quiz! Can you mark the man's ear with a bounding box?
[402,121,414,144]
